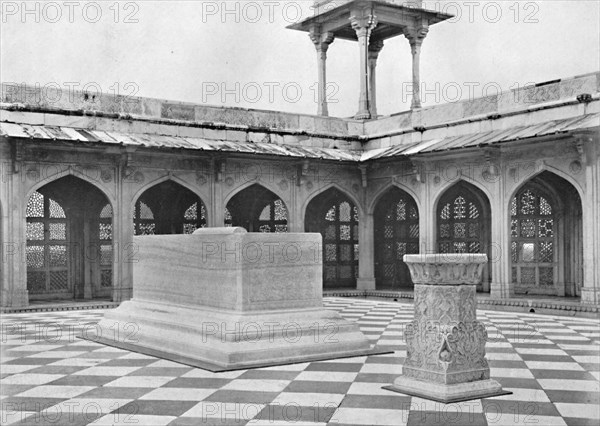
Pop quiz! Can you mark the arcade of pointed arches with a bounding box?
[23,170,583,302]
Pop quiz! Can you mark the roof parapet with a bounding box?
[2,72,598,138]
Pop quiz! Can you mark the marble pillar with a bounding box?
[351,13,377,120]
[368,39,384,118]
[357,213,376,290]
[581,137,599,304]
[385,253,510,403]
[309,30,335,116]
[404,24,428,110]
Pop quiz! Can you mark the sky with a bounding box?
[1,0,599,118]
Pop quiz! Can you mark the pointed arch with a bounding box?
[25,175,114,301]
[26,167,115,209]
[509,170,583,296]
[432,177,493,214]
[507,164,584,206]
[305,187,360,289]
[435,179,492,291]
[301,183,364,226]
[130,174,205,214]
[435,180,491,252]
[368,182,421,216]
[373,186,420,289]
[225,183,288,232]
[223,180,288,208]
[133,179,207,235]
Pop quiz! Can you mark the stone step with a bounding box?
[324,290,600,318]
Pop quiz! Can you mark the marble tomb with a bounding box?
[82,228,384,371]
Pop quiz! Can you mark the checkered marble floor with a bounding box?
[1,298,599,426]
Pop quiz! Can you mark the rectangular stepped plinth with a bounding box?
[82,228,385,371]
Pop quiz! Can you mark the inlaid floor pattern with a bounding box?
[1,298,599,425]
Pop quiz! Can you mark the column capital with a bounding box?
[573,134,596,165]
[309,29,334,116]
[368,39,384,59]
[350,13,378,38]
[309,30,335,53]
[404,24,429,51]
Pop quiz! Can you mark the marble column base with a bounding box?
[581,287,599,304]
[354,110,371,120]
[385,376,510,404]
[490,281,515,299]
[111,286,132,303]
[357,278,376,290]
[0,288,29,307]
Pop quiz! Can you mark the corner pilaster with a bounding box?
[581,136,599,304]
[357,213,376,290]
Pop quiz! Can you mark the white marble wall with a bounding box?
[2,134,597,307]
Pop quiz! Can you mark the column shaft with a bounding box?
[115,163,134,303]
[309,31,335,117]
[357,213,375,290]
[1,166,28,307]
[351,14,377,120]
[582,141,599,304]
[368,39,384,118]
[404,24,429,110]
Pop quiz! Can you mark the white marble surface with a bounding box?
[89,228,373,369]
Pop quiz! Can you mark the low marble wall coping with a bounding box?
[403,254,488,264]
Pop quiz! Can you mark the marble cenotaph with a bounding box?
[83,228,383,371]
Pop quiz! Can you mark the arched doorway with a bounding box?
[133,181,207,235]
[225,184,288,232]
[374,187,419,289]
[305,188,359,289]
[26,176,113,301]
[510,171,583,296]
[436,181,492,292]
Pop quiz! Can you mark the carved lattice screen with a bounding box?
[257,199,288,233]
[26,191,70,295]
[375,190,419,289]
[322,200,359,288]
[438,193,484,254]
[510,187,556,290]
[98,203,113,292]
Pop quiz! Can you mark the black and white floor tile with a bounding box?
[1,298,598,425]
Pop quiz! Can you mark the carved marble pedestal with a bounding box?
[385,254,510,403]
[82,228,383,371]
